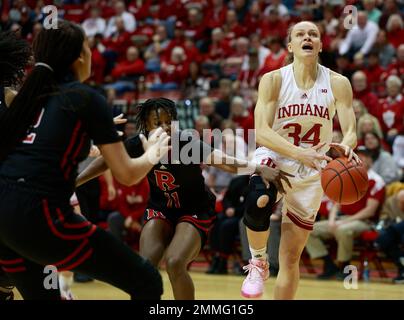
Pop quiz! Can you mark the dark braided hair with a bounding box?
[134,97,177,134]
[0,30,31,87]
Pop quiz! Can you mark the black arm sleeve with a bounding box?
[124,135,145,158]
[79,87,121,145]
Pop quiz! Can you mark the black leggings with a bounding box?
[0,181,162,300]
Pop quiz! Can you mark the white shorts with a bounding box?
[253,147,324,230]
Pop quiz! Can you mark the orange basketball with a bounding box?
[321,157,369,205]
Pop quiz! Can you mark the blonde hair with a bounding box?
[357,113,383,139]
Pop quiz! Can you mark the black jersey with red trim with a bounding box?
[0,76,120,198]
[124,133,216,216]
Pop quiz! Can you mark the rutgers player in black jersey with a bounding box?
[77,97,292,299]
[0,30,31,300]
[0,21,171,300]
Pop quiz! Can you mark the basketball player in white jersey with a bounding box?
[241,21,360,299]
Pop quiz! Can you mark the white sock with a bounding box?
[59,273,73,292]
[249,246,268,261]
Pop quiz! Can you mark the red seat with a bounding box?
[357,230,387,279]
[360,230,379,242]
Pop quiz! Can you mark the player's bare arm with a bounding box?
[4,88,17,107]
[76,156,108,187]
[330,71,360,163]
[255,71,331,170]
[206,149,293,193]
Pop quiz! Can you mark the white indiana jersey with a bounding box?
[273,63,336,153]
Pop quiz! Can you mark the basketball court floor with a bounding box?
[13,271,404,300]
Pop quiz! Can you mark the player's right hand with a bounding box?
[297,142,332,171]
[140,128,171,164]
[257,165,294,194]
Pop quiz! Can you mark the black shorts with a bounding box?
[144,208,216,247]
[0,178,162,300]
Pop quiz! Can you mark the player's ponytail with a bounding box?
[0,20,84,161]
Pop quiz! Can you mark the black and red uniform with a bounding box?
[124,132,216,245]
[0,75,162,300]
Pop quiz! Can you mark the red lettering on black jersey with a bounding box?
[146,209,166,220]
[164,191,181,208]
[154,170,179,191]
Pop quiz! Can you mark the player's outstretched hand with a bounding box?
[297,142,332,171]
[140,128,171,164]
[113,113,127,136]
[113,113,127,125]
[329,143,361,165]
[256,165,294,194]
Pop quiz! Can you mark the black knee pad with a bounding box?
[243,176,278,232]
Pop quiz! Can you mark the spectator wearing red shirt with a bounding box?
[385,44,404,83]
[111,46,145,79]
[306,146,385,279]
[106,46,145,94]
[222,9,246,41]
[386,14,404,49]
[244,1,262,35]
[102,16,131,65]
[87,35,106,84]
[234,48,261,96]
[259,8,287,40]
[183,7,207,46]
[230,96,254,142]
[352,71,380,116]
[260,37,288,75]
[205,27,231,64]
[205,0,227,29]
[107,178,149,243]
[163,21,186,60]
[377,75,404,144]
[150,46,189,91]
[364,50,385,93]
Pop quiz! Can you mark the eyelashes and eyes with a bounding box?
[295,31,319,38]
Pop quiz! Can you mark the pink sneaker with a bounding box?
[241,259,269,298]
[61,290,75,300]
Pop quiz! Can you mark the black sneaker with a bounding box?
[317,265,339,280]
[393,273,404,284]
[206,256,220,274]
[214,257,228,275]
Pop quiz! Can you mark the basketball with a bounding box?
[321,157,369,205]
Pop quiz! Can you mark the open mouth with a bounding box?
[302,43,314,51]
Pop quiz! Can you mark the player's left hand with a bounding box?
[329,143,361,165]
[113,113,128,136]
